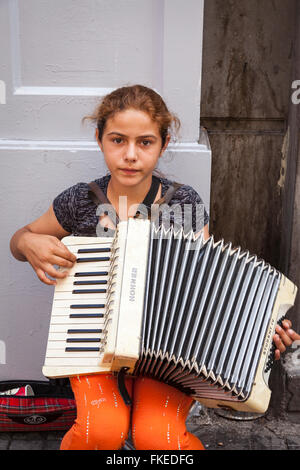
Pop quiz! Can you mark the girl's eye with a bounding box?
[113,137,123,144]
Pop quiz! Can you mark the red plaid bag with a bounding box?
[0,380,76,432]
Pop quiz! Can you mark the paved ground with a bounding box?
[1,406,300,450]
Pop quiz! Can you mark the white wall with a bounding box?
[0,0,211,380]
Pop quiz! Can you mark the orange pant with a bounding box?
[60,373,204,450]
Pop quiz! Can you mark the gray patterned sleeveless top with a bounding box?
[53,174,209,237]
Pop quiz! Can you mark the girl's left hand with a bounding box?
[273,319,300,360]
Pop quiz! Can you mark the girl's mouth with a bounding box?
[120,168,139,175]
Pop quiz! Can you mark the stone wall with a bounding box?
[200,0,300,418]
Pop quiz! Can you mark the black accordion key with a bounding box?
[70,304,105,309]
[67,329,102,334]
[73,280,107,285]
[66,338,101,343]
[77,248,111,253]
[76,257,110,263]
[65,347,100,352]
[69,313,104,318]
[74,271,108,277]
[72,289,107,294]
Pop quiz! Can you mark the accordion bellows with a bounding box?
[43,219,297,413]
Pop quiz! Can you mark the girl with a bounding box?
[10,85,299,450]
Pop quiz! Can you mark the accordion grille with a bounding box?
[134,225,281,403]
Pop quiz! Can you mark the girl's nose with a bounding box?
[124,142,138,162]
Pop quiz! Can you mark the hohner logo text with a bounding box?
[129,267,138,302]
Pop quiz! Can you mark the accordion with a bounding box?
[42,219,297,413]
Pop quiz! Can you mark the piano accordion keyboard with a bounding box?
[44,240,114,369]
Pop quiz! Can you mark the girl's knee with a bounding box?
[131,410,181,450]
[131,384,204,450]
[63,416,129,450]
[65,373,132,450]
[132,418,204,451]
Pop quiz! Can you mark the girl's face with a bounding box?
[96,108,170,189]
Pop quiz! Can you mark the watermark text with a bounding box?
[0,340,6,364]
[95,197,206,241]
[291,80,300,105]
[0,80,6,104]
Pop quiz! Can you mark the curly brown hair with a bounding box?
[82,84,181,148]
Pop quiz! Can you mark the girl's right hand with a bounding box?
[19,231,77,286]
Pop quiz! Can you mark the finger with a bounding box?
[275,325,294,347]
[43,264,69,280]
[274,349,281,361]
[286,329,300,342]
[53,240,77,263]
[273,334,286,353]
[282,319,292,330]
[51,246,77,264]
[50,255,76,269]
[36,268,57,286]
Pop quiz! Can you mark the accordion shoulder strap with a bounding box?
[88,181,120,224]
[142,181,183,224]
[88,181,110,205]
[155,181,183,206]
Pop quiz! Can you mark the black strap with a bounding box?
[141,175,160,209]
[88,182,110,206]
[88,181,120,225]
[149,181,183,223]
[133,176,161,219]
[117,367,132,406]
[156,182,183,205]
